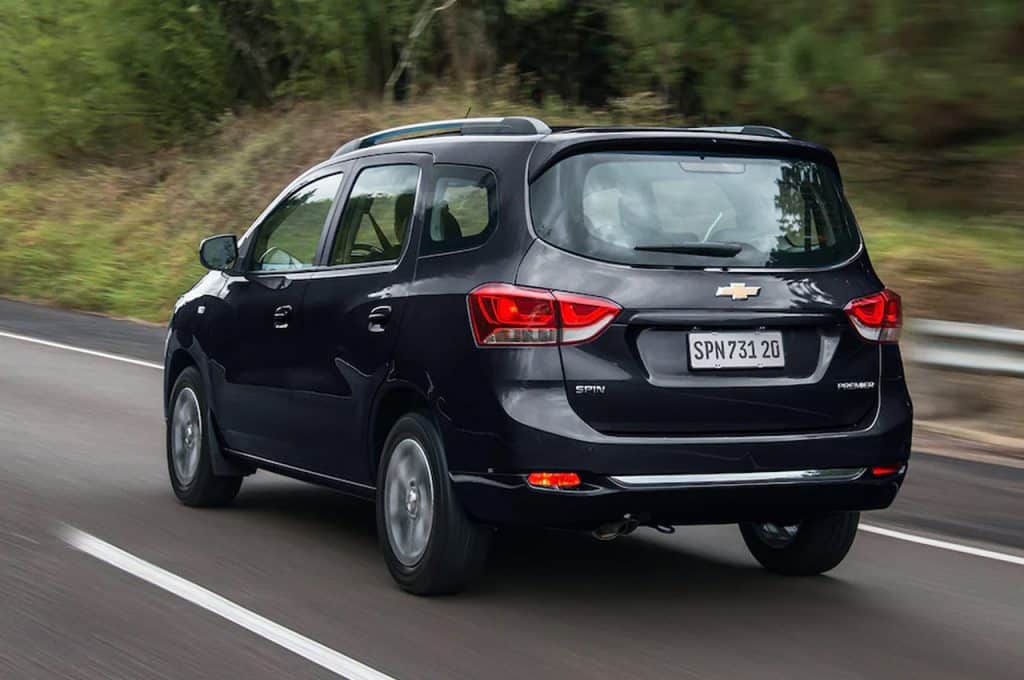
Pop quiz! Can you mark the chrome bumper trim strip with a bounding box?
[609,467,867,488]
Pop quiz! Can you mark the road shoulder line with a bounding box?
[57,524,396,680]
[860,523,1024,566]
[0,330,163,370]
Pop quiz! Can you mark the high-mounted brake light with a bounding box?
[844,289,902,343]
[468,283,620,346]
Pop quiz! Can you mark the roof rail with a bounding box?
[332,116,551,157]
[559,125,792,139]
[689,125,791,138]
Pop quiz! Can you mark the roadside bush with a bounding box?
[0,0,233,156]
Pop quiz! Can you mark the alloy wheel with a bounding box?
[171,387,202,486]
[384,438,435,566]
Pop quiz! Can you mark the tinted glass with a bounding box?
[421,165,497,255]
[530,153,859,268]
[329,165,420,265]
[250,173,343,272]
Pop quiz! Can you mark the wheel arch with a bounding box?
[368,382,434,477]
[164,349,196,413]
[164,340,253,477]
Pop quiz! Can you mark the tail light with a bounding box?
[468,283,620,346]
[844,289,902,343]
[554,291,621,344]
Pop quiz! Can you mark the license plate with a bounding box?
[688,331,785,369]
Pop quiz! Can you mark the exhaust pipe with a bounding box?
[592,514,639,541]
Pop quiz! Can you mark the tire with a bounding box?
[376,412,490,595]
[166,366,242,507]
[739,511,859,576]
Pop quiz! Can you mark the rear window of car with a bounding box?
[529,152,860,269]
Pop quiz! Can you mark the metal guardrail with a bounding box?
[907,319,1024,377]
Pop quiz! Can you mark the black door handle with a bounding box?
[273,305,293,329]
[367,305,392,333]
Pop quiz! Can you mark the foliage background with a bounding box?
[3,0,1023,156]
[0,0,1022,325]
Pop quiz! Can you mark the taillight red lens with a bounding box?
[844,289,902,343]
[527,472,582,489]
[870,464,904,477]
[468,284,620,346]
[552,291,621,345]
[468,284,557,345]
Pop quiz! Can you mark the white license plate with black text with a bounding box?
[688,331,785,369]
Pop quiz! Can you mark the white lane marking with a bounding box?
[0,330,162,370]
[58,525,396,680]
[860,523,1024,566]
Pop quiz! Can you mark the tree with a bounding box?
[384,0,459,103]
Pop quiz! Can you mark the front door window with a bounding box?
[250,173,344,272]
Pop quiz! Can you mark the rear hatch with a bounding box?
[519,143,882,436]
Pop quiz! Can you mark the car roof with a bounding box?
[324,117,839,181]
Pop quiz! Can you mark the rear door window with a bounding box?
[530,153,859,269]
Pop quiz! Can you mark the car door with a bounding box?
[208,171,345,462]
[289,155,428,483]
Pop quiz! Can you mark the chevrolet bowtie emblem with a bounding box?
[716,282,761,301]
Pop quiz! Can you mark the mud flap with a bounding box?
[206,406,256,477]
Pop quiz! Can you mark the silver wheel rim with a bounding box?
[384,438,435,566]
[753,521,800,548]
[171,387,202,486]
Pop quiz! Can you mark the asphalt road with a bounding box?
[1,298,1022,679]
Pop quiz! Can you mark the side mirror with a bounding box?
[198,234,238,271]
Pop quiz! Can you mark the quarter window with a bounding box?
[249,173,343,272]
[329,165,420,265]
[422,165,497,256]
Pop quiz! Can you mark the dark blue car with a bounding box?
[164,117,912,594]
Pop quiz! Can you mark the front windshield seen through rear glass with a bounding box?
[530,152,860,268]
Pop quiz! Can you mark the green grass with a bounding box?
[1,98,1021,324]
[854,202,1024,271]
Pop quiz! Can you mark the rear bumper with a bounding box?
[452,471,903,529]
[442,372,912,528]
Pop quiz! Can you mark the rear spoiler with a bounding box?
[526,132,838,183]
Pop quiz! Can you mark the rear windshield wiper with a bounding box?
[633,241,743,257]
